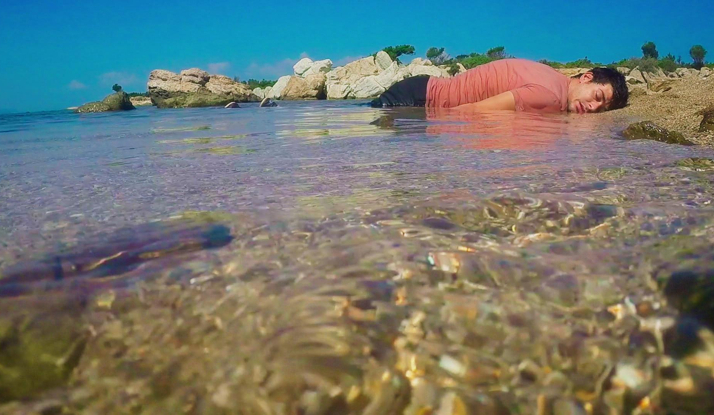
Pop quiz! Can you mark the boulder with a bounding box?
[325,56,380,99]
[303,59,333,77]
[408,62,451,78]
[628,68,646,84]
[266,75,292,99]
[252,87,266,99]
[147,68,256,108]
[224,102,239,108]
[281,73,327,100]
[375,51,393,71]
[332,56,379,81]
[676,68,692,77]
[293,58,314,76]
[326,83,352,100]
[410,58,431,66]
[351,76,385,99]
[622,121,693,145]
[130,96,152,106]
[76,91,135,113]
[180,68,210,85]
[75,102,111,113]
[616,67,631,75]
[456,63,467,74]
[374,61,409,89]
[700,67,712,78]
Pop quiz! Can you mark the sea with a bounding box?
[1,102,714,413]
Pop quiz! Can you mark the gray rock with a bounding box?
[622,121,694,145]
[267,75,292,100]
[293,58,314,77]
[375,51,393,71]
[281,74,327,100]
[76,91,135,113]
[147,68,256,108]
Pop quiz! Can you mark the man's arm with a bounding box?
[453,91,516,112]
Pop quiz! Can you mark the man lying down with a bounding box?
[370,58,628,114]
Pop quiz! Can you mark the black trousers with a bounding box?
[370,75,430,107]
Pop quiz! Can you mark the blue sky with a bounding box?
[1,0,712,113]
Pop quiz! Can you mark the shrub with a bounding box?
[381,45,415,63]
[538,59,564,68]
[690,45,707,69]
[657,57,678,73]
[243,79,277,89]
[642,42,659,59]
[486,46,506,60]
[426,47,450,65]
[459,53,494,69]
[126,92,148,97]
[112,84,122,92]
[563,57,595,68]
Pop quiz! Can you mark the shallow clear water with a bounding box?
[2,102,714,413]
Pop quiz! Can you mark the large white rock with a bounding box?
[281,73,327,99]
[700,67,712,78]
[628,68,646,84]
[676,68,692,77]
[408,63,450,78]
[326,83,351,100]
[293,58,314,76]
[180,68,210,85]
[329,56,379,83]
[252,87,265,99]
[147,68,255,108]
[148,69,200,94]
[351,77,385,99]
[374,62,408,89]
[375,51,393,72]
[267,75,292,99]
[303,59,333,76]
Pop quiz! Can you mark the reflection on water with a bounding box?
[2,102,714,413]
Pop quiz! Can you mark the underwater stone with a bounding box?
[622,121,694,145]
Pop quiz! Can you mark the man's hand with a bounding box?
[453,91,516,112]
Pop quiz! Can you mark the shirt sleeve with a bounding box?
[510,84,562,113]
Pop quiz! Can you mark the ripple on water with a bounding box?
[2,103,714,412]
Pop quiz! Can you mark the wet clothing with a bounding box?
[374,59,570,113]
[370,76,430,107]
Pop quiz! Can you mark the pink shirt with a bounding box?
[426,59,569,112]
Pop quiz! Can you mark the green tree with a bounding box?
[426,47,444,59]
[112,84,122,92]
[486,46,506,60]
[426,47,449,64]
[382,45,415,62]
[690,45,707,69]
[641,42,658,59]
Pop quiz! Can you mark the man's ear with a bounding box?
[579,72,594,83]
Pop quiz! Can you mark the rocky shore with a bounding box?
[77,54,713,146]
[602,66,714,145]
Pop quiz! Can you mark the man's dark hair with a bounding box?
[573,67,628,110]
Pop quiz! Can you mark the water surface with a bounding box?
[1,102,714,414]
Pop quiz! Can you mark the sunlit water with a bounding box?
[2,102,714,414]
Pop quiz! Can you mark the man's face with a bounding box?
[568,72,614,114]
